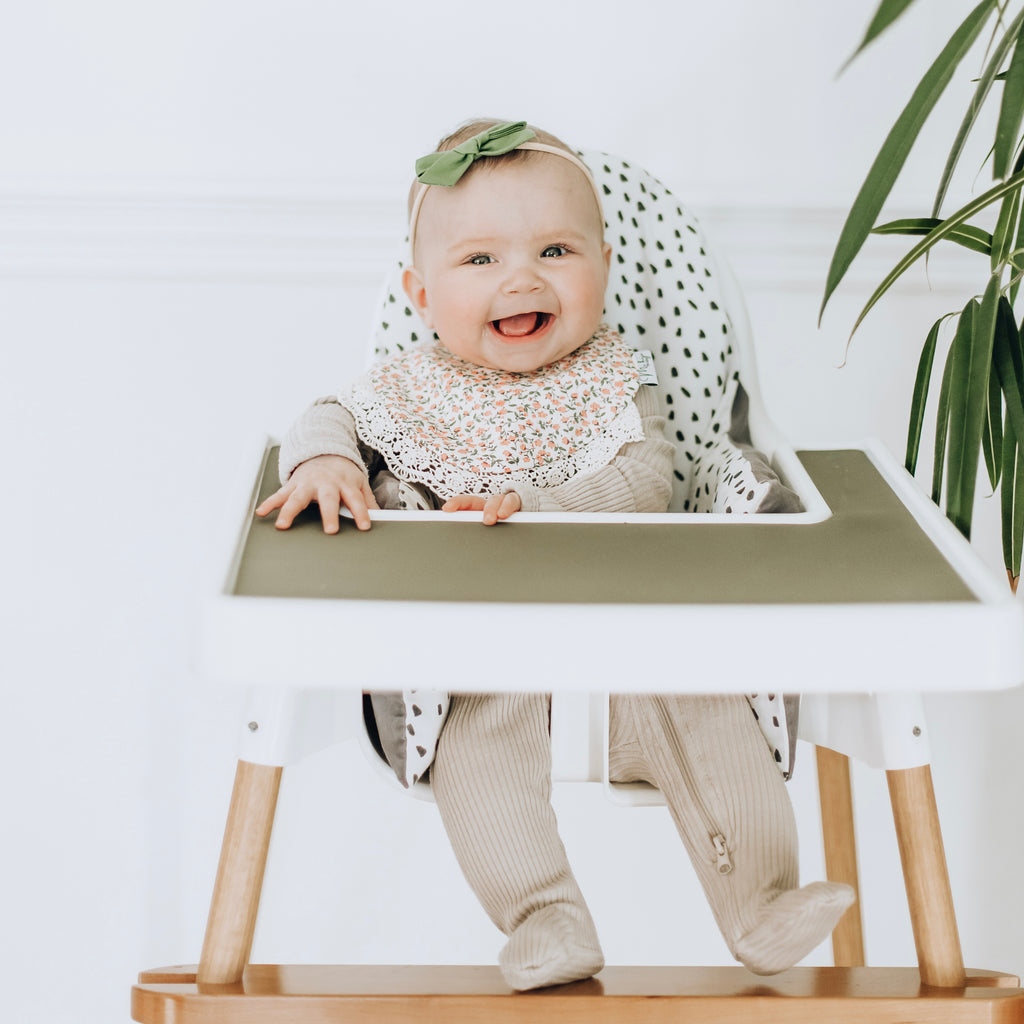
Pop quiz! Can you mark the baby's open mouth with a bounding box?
[491,312,553,338]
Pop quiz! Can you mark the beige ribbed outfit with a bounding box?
[432,693,852,989]
[279,362,852,990]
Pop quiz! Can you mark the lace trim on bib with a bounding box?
[339,325,644,499]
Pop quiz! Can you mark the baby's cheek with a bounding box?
[440,293,488,337]
[577,285,607,334]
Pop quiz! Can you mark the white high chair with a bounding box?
[133,151,1024,1023]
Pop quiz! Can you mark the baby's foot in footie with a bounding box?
[732,881,856,976]
[499,904,604,991]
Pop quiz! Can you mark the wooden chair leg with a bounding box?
[887,763,966,988]
[197,759,282,985]
[815,746,865,967]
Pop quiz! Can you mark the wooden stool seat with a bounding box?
[133,964,1024,1023]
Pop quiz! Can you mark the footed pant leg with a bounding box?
[609,694,853,975]
[431,693,604,990]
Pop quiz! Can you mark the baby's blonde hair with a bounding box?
[407,118,581,218]
[435,118,578,159]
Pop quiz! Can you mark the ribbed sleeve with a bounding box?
[277,397,366,484]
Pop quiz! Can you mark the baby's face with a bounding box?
[403,154,610,373]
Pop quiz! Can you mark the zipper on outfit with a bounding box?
[623,696,736,877]
[712,833,733,875]
[662,709,734,876]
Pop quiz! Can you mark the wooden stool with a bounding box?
[133,964,1024,1024]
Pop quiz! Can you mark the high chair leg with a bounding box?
[887,764,965,988]
[815,746,865,967]
[197,759,282,985]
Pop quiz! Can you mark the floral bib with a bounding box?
[338,325,645,499]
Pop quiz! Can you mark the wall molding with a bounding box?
[0,182,981,294]
[0,183,405,284]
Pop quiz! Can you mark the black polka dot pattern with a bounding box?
[404,689,448,788]
[747,693,794,781]
[580,151,775,514]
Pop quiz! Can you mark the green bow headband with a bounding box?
[408,121,605,254]
[415,121,538,187]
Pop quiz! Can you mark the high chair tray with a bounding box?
[200,440,1024,693]
[133,964,1024,1023]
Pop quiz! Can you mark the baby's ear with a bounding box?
[402,266,432,328]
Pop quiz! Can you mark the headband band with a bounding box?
[408,122,605,255]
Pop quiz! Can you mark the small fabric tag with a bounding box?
[633,349,659,385]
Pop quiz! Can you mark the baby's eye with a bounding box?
[541,245,569,258]
[467,253,494,265]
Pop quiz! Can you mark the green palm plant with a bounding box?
[822,0,1024,590]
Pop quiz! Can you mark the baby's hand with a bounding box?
[442,492,522,526]
[255,454,379,533]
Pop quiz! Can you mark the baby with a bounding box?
[257,119,854,990]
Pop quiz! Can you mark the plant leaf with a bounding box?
[995,12,1024,178]
[932,309,963,504]
[1001,409,1024,578]
[993,295,1024,443]
[841,0,920,71]
[983,350,1004,489]
[991,186,1022,270]
[995,298,1024,578]
[1010,182,1024,303]
[821,0,996,322]
[933,7,1024,216]
[945,276,1000,538]
[849,168,1024,339]
[873,217,993,255]
[906,314,949,475]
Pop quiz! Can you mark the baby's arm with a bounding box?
[256,398,379,532]
[513,387,674,514]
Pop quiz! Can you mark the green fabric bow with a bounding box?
[415,121,537,186]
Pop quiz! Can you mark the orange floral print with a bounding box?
[338,325,645,499]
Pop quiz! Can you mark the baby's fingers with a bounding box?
[255,486,290,518]
[316,484,342,534]
[272,488,313,530]
[497,492,522,520]
[337,480,379,532]
[442,494,486,512]
[481,492,521,525]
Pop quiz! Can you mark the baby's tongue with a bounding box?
[495,313,539,337]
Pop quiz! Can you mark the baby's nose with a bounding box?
[502,262,544,293]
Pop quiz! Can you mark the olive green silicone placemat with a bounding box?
[232,449,975,605]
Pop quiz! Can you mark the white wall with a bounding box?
[4,3,1023,1022]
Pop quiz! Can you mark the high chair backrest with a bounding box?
[370,149,794,516]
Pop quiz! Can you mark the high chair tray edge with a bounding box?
[196,438,1024,695]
